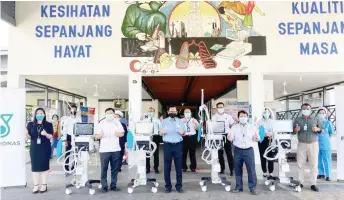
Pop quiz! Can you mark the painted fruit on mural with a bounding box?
[120,1,267,73]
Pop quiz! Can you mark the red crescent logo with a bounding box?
[129,60,141,72]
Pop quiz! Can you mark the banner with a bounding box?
[0,88,26,187]
[88,108,95,123]
[224,102,250,122]
[335,86,344,181]
[80,106,89,123]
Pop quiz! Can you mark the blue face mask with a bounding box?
[36,115,44,121]
[147,112,153,118]
[263,113,270,119]
[318,114,326,120]
[185,113,191,118]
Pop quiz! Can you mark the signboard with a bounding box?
[224,102,250,122]
[335,86,344,181]
[80,107,95,123]
[0,88,26,187]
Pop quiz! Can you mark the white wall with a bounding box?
[7,1,344,81]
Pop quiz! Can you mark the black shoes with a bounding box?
[165,189,171,193]
[230,171,234,176]
[311,185,319,192]
[191,169,196,174]
[220,170,225,174]
[317,175,325,179]
[183,169,187,172]
[100,187,108,193]
[110,187,120,192]
[231,188,242,193]
[177,188,184,193]
[326,177,331,181]
[250,189,258,195]
[146,170,150,174]
[154,169,160,174]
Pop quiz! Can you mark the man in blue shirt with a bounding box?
[159,106,186,193]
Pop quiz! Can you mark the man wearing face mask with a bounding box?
[114,110,128,172]
[293,103,320,192]
[182,108,199,173]
[142,107,162,174]
[96,108,125,193]
[61,105,82,176]
[159,106,186,193]
[212,102,235,175]
[228,110,259,195]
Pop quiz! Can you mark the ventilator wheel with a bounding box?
[151,70,155,74]
[201,185,207,192]
[295,186,301,192]
[199,181,204,186]
[154,182,159,188]
[98,184,102,189]
[151,187,158,193]
[128,187,134,194]
[89,189,95,195]
[65,188,72,195]
[221,183,226,186]
[225,185,231,192]
[265,180,270,186]
[75,183,81,189]
[142,70,146,74]
[269,185,275,192]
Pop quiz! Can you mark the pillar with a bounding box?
[249,72,264,176]
[128,74,142,129]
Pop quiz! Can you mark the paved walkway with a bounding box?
[1,149,343,200]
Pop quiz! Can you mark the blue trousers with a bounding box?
[234,147,257,190]
[100,151,121,189]
[164,142,183,190]
[318,150,332,178]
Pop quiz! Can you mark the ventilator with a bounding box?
[57,123,101,195]
[198,89,231,192]
[263,120,302,192]
[126,122,158,194]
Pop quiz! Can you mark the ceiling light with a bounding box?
[115,96,122,108]
[93,84,99,97]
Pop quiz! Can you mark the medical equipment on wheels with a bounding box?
[263,120,302,192]
[126,122,158,194]
[57,123,101,195]
[198,89,231,192]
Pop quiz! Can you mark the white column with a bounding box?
[128,74,142,129]
[86,97,99,127]
[6,73,25,88]
[335,86,344,181]
[249,72,264,176]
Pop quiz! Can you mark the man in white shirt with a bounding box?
[96,108,124,193]
[61,105,82,175]
[182,108,199,173]
[228,110,259,195]
[142,107,162,174]
[212,102,235,175]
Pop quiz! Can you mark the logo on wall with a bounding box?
[0,114,13,138]
[121,1,267,74]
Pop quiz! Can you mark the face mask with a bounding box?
[318,114,326,120]
[302,110,311,116]
[185,113,191,118]
[114,117,120,121]
[169,113,177,118]
[36,115,44,121]
[105,114,114,121]
[263,113,270,119]
[149,1,163,11]
[147,112,153,118]
[218,108,224,114]
[239,117,248,124]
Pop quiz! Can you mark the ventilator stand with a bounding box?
[264,134,302,192]
[65,123,101,195]
[200,135,231,192]
[127,123,158,194]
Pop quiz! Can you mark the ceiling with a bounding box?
[25,75,152,99]
[143,75,247,105]
[265,74,344,98]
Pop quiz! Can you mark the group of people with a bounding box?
[25,102,334,195]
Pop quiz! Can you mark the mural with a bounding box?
[122,1,267,74]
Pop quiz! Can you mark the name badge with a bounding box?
[304,124,307,131]
[37,138,41,145]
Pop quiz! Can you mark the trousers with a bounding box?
[318,150,332,178]
[164,142,183,190]
[146,135,161,171]
[258,137,274,174]
[100,151,121,188]
[218,137,234,173]
[182,134,197,170]
[297,142,319,185]
[234,147,257,190]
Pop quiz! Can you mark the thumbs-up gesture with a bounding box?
[253,131,259,142]
[312,124,320,132]
[295,124,301,132]
[41,129,47,136]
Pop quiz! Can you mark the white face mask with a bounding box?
[302,109,311,116]
[105,114,114,121]
[114,117,120,121]
[218,108,224,114]
[239,117,248,124]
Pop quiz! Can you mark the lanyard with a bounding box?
[37,125,42,138]
[186,118,192,129]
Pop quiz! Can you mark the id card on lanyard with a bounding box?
[37,125,42,145]
[186,119,191,133]
[241,125,246,148]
